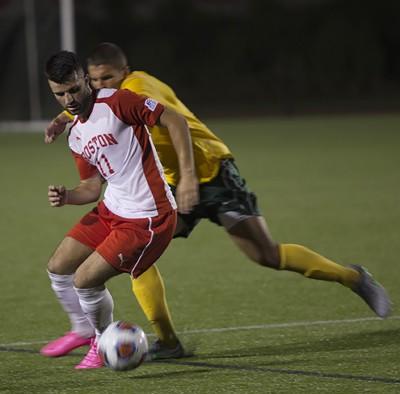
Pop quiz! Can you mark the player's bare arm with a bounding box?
[48,174,103,207]
[159,107,199,214]
[45,111,73,144]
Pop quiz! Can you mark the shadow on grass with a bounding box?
[0,346,87,357]
[129,327,400,384]
[134,367,213,380]
[0,347,40,354]
[193,327,400,360]
[1,327,398,360]
[2,328,399,385]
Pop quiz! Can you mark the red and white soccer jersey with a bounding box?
[67,88,177,276]
[68,88,176,218]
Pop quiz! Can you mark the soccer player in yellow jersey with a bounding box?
[45,42,391,360]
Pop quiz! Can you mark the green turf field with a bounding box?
[0,115,399,393]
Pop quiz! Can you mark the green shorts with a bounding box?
[171,159,261,238]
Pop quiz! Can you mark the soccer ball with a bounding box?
[98,321,148,371]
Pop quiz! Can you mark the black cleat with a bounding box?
[146,339,185,361]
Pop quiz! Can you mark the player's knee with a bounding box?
[256,255,280,269]
[253,245,280,269]
[47,250,81,275]
[73,272,91,289]
[47,254,68,275]
[73,267,105,289]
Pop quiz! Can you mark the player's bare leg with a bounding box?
[73,252,120,369]
[224,214,359,282]
[48,236,94,274]
[223,215,280,268]
[74,250,121,289]
[41,237,95,357]
[223,215,391,318]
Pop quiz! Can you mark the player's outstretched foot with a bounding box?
[147,339,185,361]
[75,339,103,369]
[350,264,392,318]
[40,331,94,357]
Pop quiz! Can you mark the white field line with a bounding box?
[2,315,399,348]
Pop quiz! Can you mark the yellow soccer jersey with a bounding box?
[121,71,233,186]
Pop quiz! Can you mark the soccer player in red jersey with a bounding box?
[41,50,197,369]
[45,44,392,362]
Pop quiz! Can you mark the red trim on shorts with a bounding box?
[130,217,154,276]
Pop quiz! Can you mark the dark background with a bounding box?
[1,0,400,120]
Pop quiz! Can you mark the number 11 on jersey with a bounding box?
[97,153,115,178]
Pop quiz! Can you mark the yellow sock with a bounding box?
[279,244,359,288]
[132,265,178,346]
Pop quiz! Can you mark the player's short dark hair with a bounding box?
[45,51,84,83]
[87,42,128,69]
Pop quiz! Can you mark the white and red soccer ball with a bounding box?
[98,321,148,371]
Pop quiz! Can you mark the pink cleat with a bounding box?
[75,339,104,370]
[40,332,94,357]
